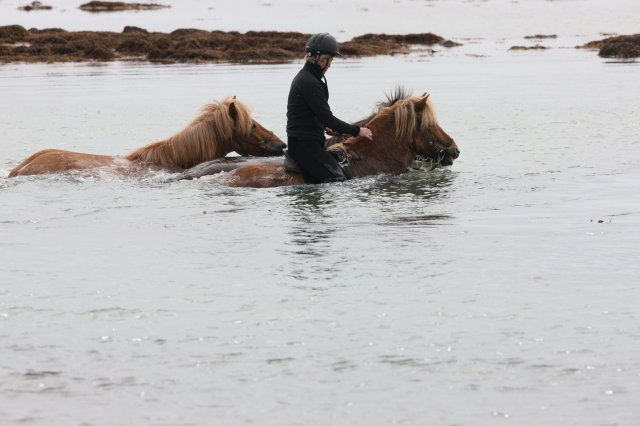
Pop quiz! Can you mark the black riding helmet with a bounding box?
[305,33,342,56]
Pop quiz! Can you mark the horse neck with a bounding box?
[344,118,413,177]
[126,122,235,169]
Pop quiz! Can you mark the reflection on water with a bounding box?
[282,185,334,211]
[384,213,452,227]
[279,169,456,253]
[356,169,457,202]
[272,169,459,285]
[277,186,338,282]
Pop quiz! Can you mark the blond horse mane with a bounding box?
[126,97,254,169]
[366,95,438,146]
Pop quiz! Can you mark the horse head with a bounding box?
[339,90,459,176]
[408,94,460,168]
[228,99,286,157]
[124,96,285,170]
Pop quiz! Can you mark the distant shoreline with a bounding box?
[1,25,638,64]
[0,26,458,64]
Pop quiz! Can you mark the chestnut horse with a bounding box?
[8,97,285,177]
[177,90,459,187]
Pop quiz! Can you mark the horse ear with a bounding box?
[414,96,429,112]
[228,101,238,120]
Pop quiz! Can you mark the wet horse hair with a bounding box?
[125,97,255,170]
[326,87,438,147]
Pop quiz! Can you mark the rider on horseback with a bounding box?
[286,33,373,183]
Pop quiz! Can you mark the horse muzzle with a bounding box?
[260,139,286,156]
[440,146,460,166]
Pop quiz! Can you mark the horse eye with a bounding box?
[251,124,257,130]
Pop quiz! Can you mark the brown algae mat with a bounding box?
[509,45,549,51]
[79,1,170,12]
[0,25,459,64]
[17,1,53,11]
[581,34,640,59]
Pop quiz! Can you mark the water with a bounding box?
[2,1,640,425]
[2,0,640,40]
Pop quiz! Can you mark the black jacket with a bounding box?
[286,62,359,145]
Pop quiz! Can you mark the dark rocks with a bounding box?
[582,34,640,59]
[599,41,640,58]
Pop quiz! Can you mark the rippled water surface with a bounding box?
[2,5,640,425]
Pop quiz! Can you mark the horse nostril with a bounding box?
[449,147,460,159]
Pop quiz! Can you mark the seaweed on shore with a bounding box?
[524,34,557,40]
[581,34,640,59]
[509,45,548,51]
[79,1,170,12]
[0,26,461,64]
[17,1,52,11]
[342,33,459,55]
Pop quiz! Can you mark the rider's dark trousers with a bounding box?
[288,136,347,184]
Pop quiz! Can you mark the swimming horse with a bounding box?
[8,96,285,177]
[177,89,460,187]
